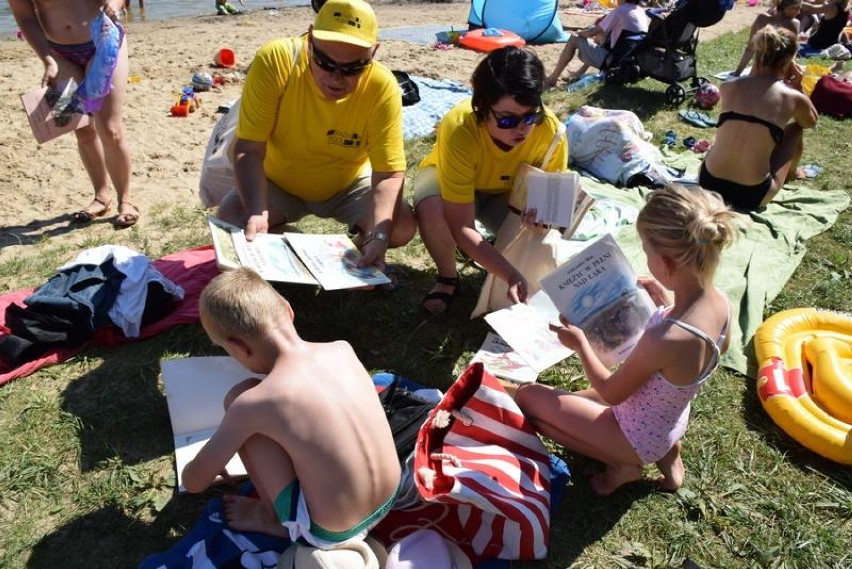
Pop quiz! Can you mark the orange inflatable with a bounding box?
[459,28,526,52]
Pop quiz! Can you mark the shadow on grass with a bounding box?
[739,380,852,491]
[26,494,209,569]
[0,213,102,250]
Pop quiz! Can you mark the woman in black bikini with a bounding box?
[699,25,818,211]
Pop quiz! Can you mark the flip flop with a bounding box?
[662,130,677,146]
[691,139,712,153]
[678,109,714,128]
[683,136,697,149]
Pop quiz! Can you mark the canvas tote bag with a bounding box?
[470,124,567,318]
[198,41,302,208]
[413,362,552,560]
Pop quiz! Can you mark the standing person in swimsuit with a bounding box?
[700,25,817,211]
[516,185,738,495]
[184,268,401,546]
[9,0,139,228]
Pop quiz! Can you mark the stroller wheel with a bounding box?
[665,84,687,105]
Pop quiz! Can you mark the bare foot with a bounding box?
[655,441,685,492]
[589,464,643,496]
[222,494,288,537]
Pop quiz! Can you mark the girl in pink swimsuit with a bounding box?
[516,185,739,495]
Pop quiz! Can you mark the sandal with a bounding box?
[72,197,111,223]
[422,274,461,314]
[113,201,140,228]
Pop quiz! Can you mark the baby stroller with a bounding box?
[603,0,730,105]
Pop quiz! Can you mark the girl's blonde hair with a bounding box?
[200,267,288,337]
[751,24,798,70]
[637,186,738,284]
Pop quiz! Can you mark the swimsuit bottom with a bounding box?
[699,162,771,211]
[48,39,97,68]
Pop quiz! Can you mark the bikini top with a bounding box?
[663,314,729,385]
[718,111,784,146]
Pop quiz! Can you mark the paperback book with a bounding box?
[511,164,594,237]
[208,216,390,290]
[539,233,655,368]
[470,332,539,384]
[21,85,90,144]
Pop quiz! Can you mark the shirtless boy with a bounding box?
[9,0,139,227]
[184,268,401,546]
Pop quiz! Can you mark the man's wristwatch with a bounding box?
[362,230,388,247]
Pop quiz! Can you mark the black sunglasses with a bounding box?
[310,41,372,77]
[490,108,544,130]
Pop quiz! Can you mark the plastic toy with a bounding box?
[171,87,201,117]
[459,28,525,52]
[754,308,852,465]
[214,47,237,68]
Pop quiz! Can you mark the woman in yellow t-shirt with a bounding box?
[413,46,568,314]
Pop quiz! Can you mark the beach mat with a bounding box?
[0,246,218,386]
[379,23,457,45]
[403,76,471,140]
[575,159,849,377]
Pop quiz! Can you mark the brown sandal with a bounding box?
[73,197,112,223]
[113,201,140,228]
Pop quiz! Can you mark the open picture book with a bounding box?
[540,233,656,368]
[470,331,540,384]
[161,356,256,493]
[208,216,390,290]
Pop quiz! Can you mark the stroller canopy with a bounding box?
[467,0,568,43]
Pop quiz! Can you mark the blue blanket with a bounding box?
[378,24,457,45]
[403,76,471,141]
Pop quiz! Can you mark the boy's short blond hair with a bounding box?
[200,268,288,337]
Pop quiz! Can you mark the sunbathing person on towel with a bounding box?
[700,25,817,211]
[413,46,568,314]
[183,267,401,547]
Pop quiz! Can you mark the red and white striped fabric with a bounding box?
[413,363,552,560]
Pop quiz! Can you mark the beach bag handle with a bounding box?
[198,41,302,208]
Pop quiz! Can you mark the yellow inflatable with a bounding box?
[754,308,852,465]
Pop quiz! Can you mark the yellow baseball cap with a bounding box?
[313,0,378,48]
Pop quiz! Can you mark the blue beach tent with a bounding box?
[467,0,569,43]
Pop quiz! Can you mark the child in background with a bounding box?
[183,268,401,546]
[731,0,802,77]
[516,186,738,495]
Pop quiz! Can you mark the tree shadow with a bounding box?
[739,377,852,491]
[0,213,106,250]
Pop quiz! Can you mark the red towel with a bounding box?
[0,245,219,386]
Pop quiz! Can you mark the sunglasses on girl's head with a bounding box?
[490,109,544,129]
[310,41,372,77]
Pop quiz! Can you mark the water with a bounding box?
[0,0,310,36]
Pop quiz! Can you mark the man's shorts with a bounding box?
[413,165,511,235]
[575,36,609,69]
[218,173,372,229]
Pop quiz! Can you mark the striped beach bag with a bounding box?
[413,362,552,560]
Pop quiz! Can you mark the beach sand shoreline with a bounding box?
[0,1,755,278]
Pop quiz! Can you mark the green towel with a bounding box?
[577,174,849,376]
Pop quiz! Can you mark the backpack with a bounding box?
[378,375,435,464]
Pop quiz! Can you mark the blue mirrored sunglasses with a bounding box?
[490,109,544,130]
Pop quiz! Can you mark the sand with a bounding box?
[0,1,755,266]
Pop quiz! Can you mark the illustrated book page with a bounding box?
[21,85,90,144]
[539,233,655,368]
[470,331,539,384]
[283,232,390,291]
[484,291,574,373]
[207,216,318,285]
[161,356,264,492]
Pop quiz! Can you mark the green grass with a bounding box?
[1,28,851,568]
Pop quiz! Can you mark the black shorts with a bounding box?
[699,162,771,211]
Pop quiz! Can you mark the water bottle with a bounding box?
[566,73,602,92]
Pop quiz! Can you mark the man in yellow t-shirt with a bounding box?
[216,0,415,269]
